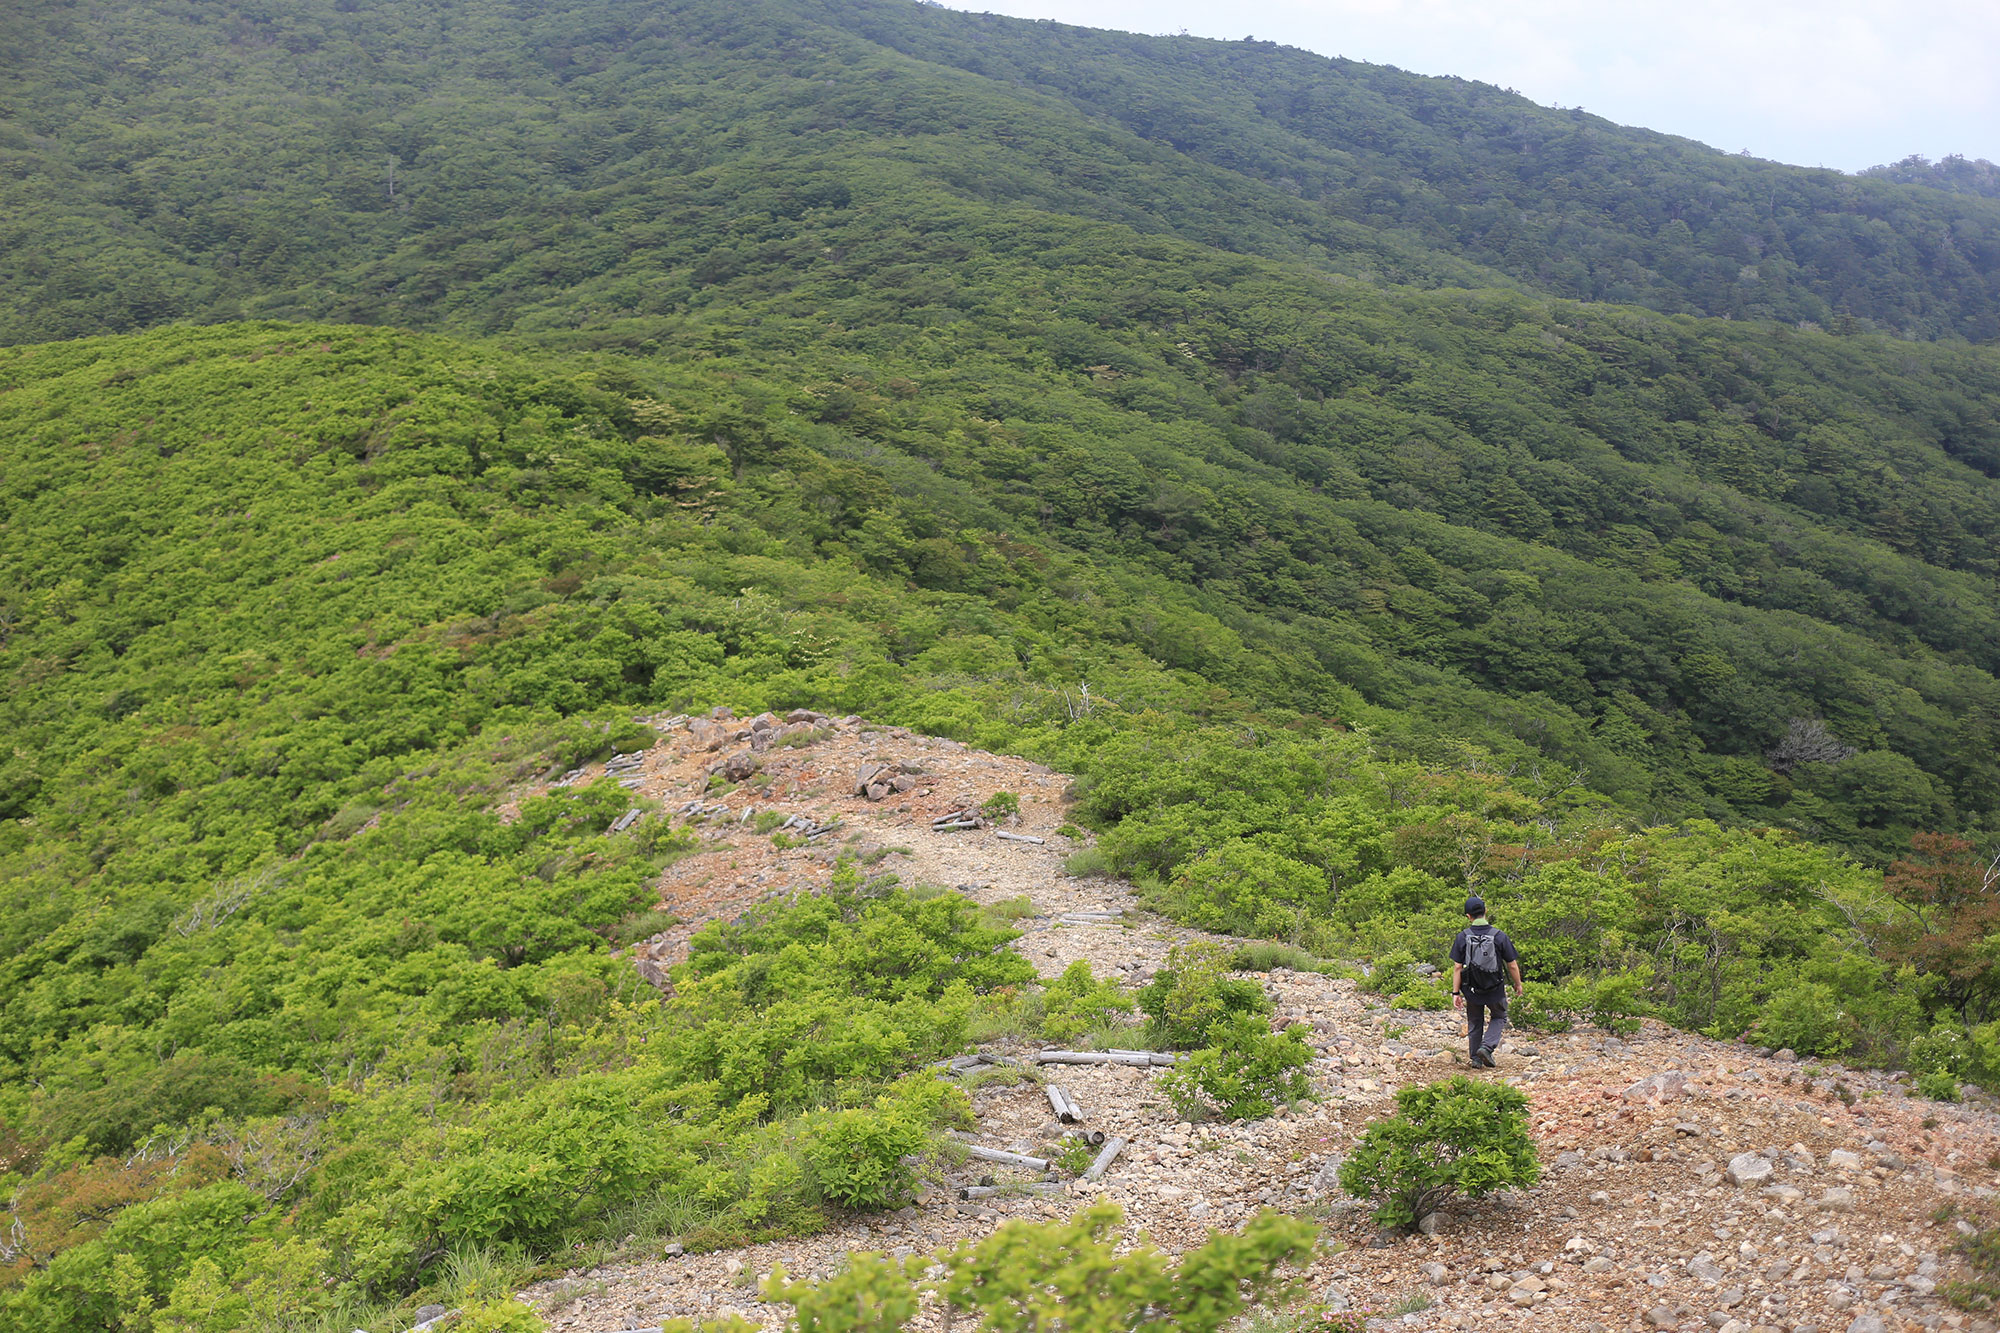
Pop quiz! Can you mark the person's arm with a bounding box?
[1507,959,1524,998]
[1450,960,1464,1010]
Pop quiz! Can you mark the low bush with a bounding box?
[1514,973,1644,1036]
[1227,942,1339,974]
[1363,950,1424,997]
[1158,1016,1313,1121]
[1753,981,1853,1057]
[1338,1076,1540,1230]
[456,1297,550,1332]
[1136,941,1271,1049]
[753,1203,1316,1333]
[801,1095,936,1211]
[1389,977,1450,1011]
[1063,847,1113,878]
[1040,961,1134,1044]
[1917,1071,1963,1102]
[979,792,1020,820]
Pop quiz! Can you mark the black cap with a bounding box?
[1464,896,1486,917]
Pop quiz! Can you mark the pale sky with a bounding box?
[936,0,2000,173]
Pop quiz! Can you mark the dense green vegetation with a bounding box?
[6,0,2000,343]
[7,0,2000,1326]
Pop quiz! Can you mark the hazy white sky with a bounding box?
[936,0,2000,173]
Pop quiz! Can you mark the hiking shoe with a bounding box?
[1475,1045,1497,1067]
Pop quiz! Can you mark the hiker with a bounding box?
[1450,895,1523,1067]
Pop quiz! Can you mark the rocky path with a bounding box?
[515,713,2000,1333]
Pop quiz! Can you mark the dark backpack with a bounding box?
[1461,927,1502,989]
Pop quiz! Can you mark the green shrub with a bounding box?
[1338,1075,1540,1230]
[1168,843,1331,938]
[455,1297,549,1333]
[1063,847,1113,878]
[1754,981,1852,1057]
[1511,979,1583,1033]
[1917,1071,1963,1102]
[758,1204,1315,1333]
[1041,961,1134,1044]
[1514,973,1644,1035]
[939,1204,1316,1333]
[1052,1137,1098,1177]
[801,1101,932,1211]
[979,792,1020,819]
[1158,1016,1313,1121]
[1364,950,1423,996]
[1389,977,1450,1011]
[1227,942,1337,974]
[1910,1023,1975,1079]
[1136,941,1271,1049]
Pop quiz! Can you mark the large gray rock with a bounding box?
[1725,1153,1773,1186]
[1623,1071,1689,1104]
[721,750,759,782]
[688,718,728,751]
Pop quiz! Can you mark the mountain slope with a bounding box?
[4,0,2000,342]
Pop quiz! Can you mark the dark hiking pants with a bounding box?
[1465,989,1508,1058]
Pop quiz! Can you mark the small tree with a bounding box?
[1041,961,1134,1044]
[1158,1015,1313,1121]
[1136,941,1270,1049]
[1338,1076,1539,1230]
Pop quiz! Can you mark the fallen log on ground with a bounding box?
[1082,1136,1127,1181]
[965,1145,1051,1171]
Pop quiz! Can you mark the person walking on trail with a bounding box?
[1450,895,1523,1068]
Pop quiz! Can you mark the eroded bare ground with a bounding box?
[517,713,2000,1333]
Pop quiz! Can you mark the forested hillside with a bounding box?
[6,0,2000,1327]
[6,0,2000,343]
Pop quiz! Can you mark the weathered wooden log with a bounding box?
[1082,1136,1127,1181]
[932,820,981,831]
[1036,1050,1158,1067]
[1109,1049,1180,1066]
[965,1145,1050,1171]
[995,831,1045,845]
[1044,1083,1078,1122]
[960,1184,1064,1200]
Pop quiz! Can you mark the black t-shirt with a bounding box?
[1450,924,1519,994]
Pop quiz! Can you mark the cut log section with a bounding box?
[1044,1084,1085,1123]
[994,831,1045,845]
[1082,1135,1127,1181]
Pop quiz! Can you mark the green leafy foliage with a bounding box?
[1136,942,1272,1050]
[7,0,2000,1317]
[1158,1016,1313,1121]
[758,1205,1315,1333]
[1338,1076,1541,1230]
[1040,962,1135,1045]
[938,1204,1317,1333]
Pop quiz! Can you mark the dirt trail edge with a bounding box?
[516,712,2000,1333]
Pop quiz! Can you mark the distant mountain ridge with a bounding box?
[2,0,1998,341]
